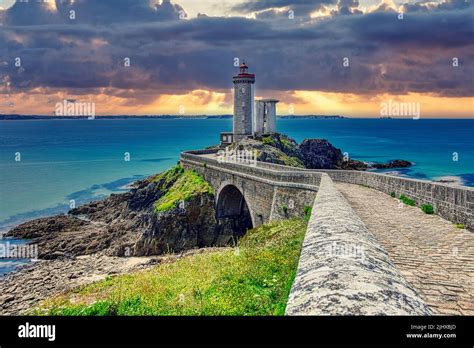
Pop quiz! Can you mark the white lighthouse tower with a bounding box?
[220,61,278,146]
[232,62,255,142]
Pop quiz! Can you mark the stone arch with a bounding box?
[216,183,254,237]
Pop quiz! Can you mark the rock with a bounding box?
[370,159,412,169]
[299,138,368,170]
[299,139,340,169]
[5,165,244,260]
[229,133,409,172]
[6,215,87,239]
[229,136,305,168]
[0,295,15,304]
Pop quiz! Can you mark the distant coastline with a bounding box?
[0,114,345,120]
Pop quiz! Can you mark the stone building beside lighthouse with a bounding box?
[220,62,279,145]
[254,99,279,135]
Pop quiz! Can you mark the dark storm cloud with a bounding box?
[0,0,472,98]
[3,0,185,25]
[334,0,363,15]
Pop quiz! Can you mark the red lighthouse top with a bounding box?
[240,62,249,73]
[235,61,255,78]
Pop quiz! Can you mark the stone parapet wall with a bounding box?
[269,186,317,221]
[286,174,432,315]
[181,152,322,188]
[317,170,473,231]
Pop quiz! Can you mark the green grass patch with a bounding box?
[279,153,305,168]
[390,191,396,198]
[154,167,213,213]
[280,136,297,153]
[34,219,308,316]
[399,194,416,206]
[153,164,184,187]
[455,223,465,229]
[421,203,434,214]
[303,206,312,222]
[261,136,276,146]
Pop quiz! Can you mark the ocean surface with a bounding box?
[0,118,473,274]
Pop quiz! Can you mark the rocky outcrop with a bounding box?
[6,166,239,259]
[130,194,240,256]
[228,133,410,171]
[299,139,368,170]
[230,134,305,168]
[371,159,412,169]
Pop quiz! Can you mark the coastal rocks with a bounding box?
[230,136,305,168]
[371,159,412,169]
[5,215,110,259]
[230,134,405,171]
[5,166,238,260]
[299,139,368,170]
[126,193,223,256]
[254,133,301,159]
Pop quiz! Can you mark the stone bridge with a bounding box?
[181,150,320,228]
[181,149,473,315]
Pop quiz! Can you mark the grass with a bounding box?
[399,194,416,206]
[421,203,434,214]
[280,153,305,168]
[153,164,184,187]
[455,223,465,229]
[280,136,294,151]
[260,135,304,168]
[390,191,396,198]
[34,218,308,316]
[154,166,213,213]
[303,206,312,222]
[261,135,276,146]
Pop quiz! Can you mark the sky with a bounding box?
[0,0,473,117]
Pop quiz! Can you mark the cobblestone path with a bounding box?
[336,182,474,315]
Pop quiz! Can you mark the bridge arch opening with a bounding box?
[216,185,253,238]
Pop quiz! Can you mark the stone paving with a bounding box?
[336,182,474,315]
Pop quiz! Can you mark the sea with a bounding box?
[0,118,473,275]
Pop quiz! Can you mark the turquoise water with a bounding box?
[0,118,473,231]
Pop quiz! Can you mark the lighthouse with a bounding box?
[232,62,255,142]
[219,61,278,146]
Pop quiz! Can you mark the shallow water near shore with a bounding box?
[0,118,473,274]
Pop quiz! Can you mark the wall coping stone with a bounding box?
[285,174,432,315]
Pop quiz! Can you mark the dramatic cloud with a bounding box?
[232,0,336,15]
[2,0,186,25]
[0,0,472,116]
